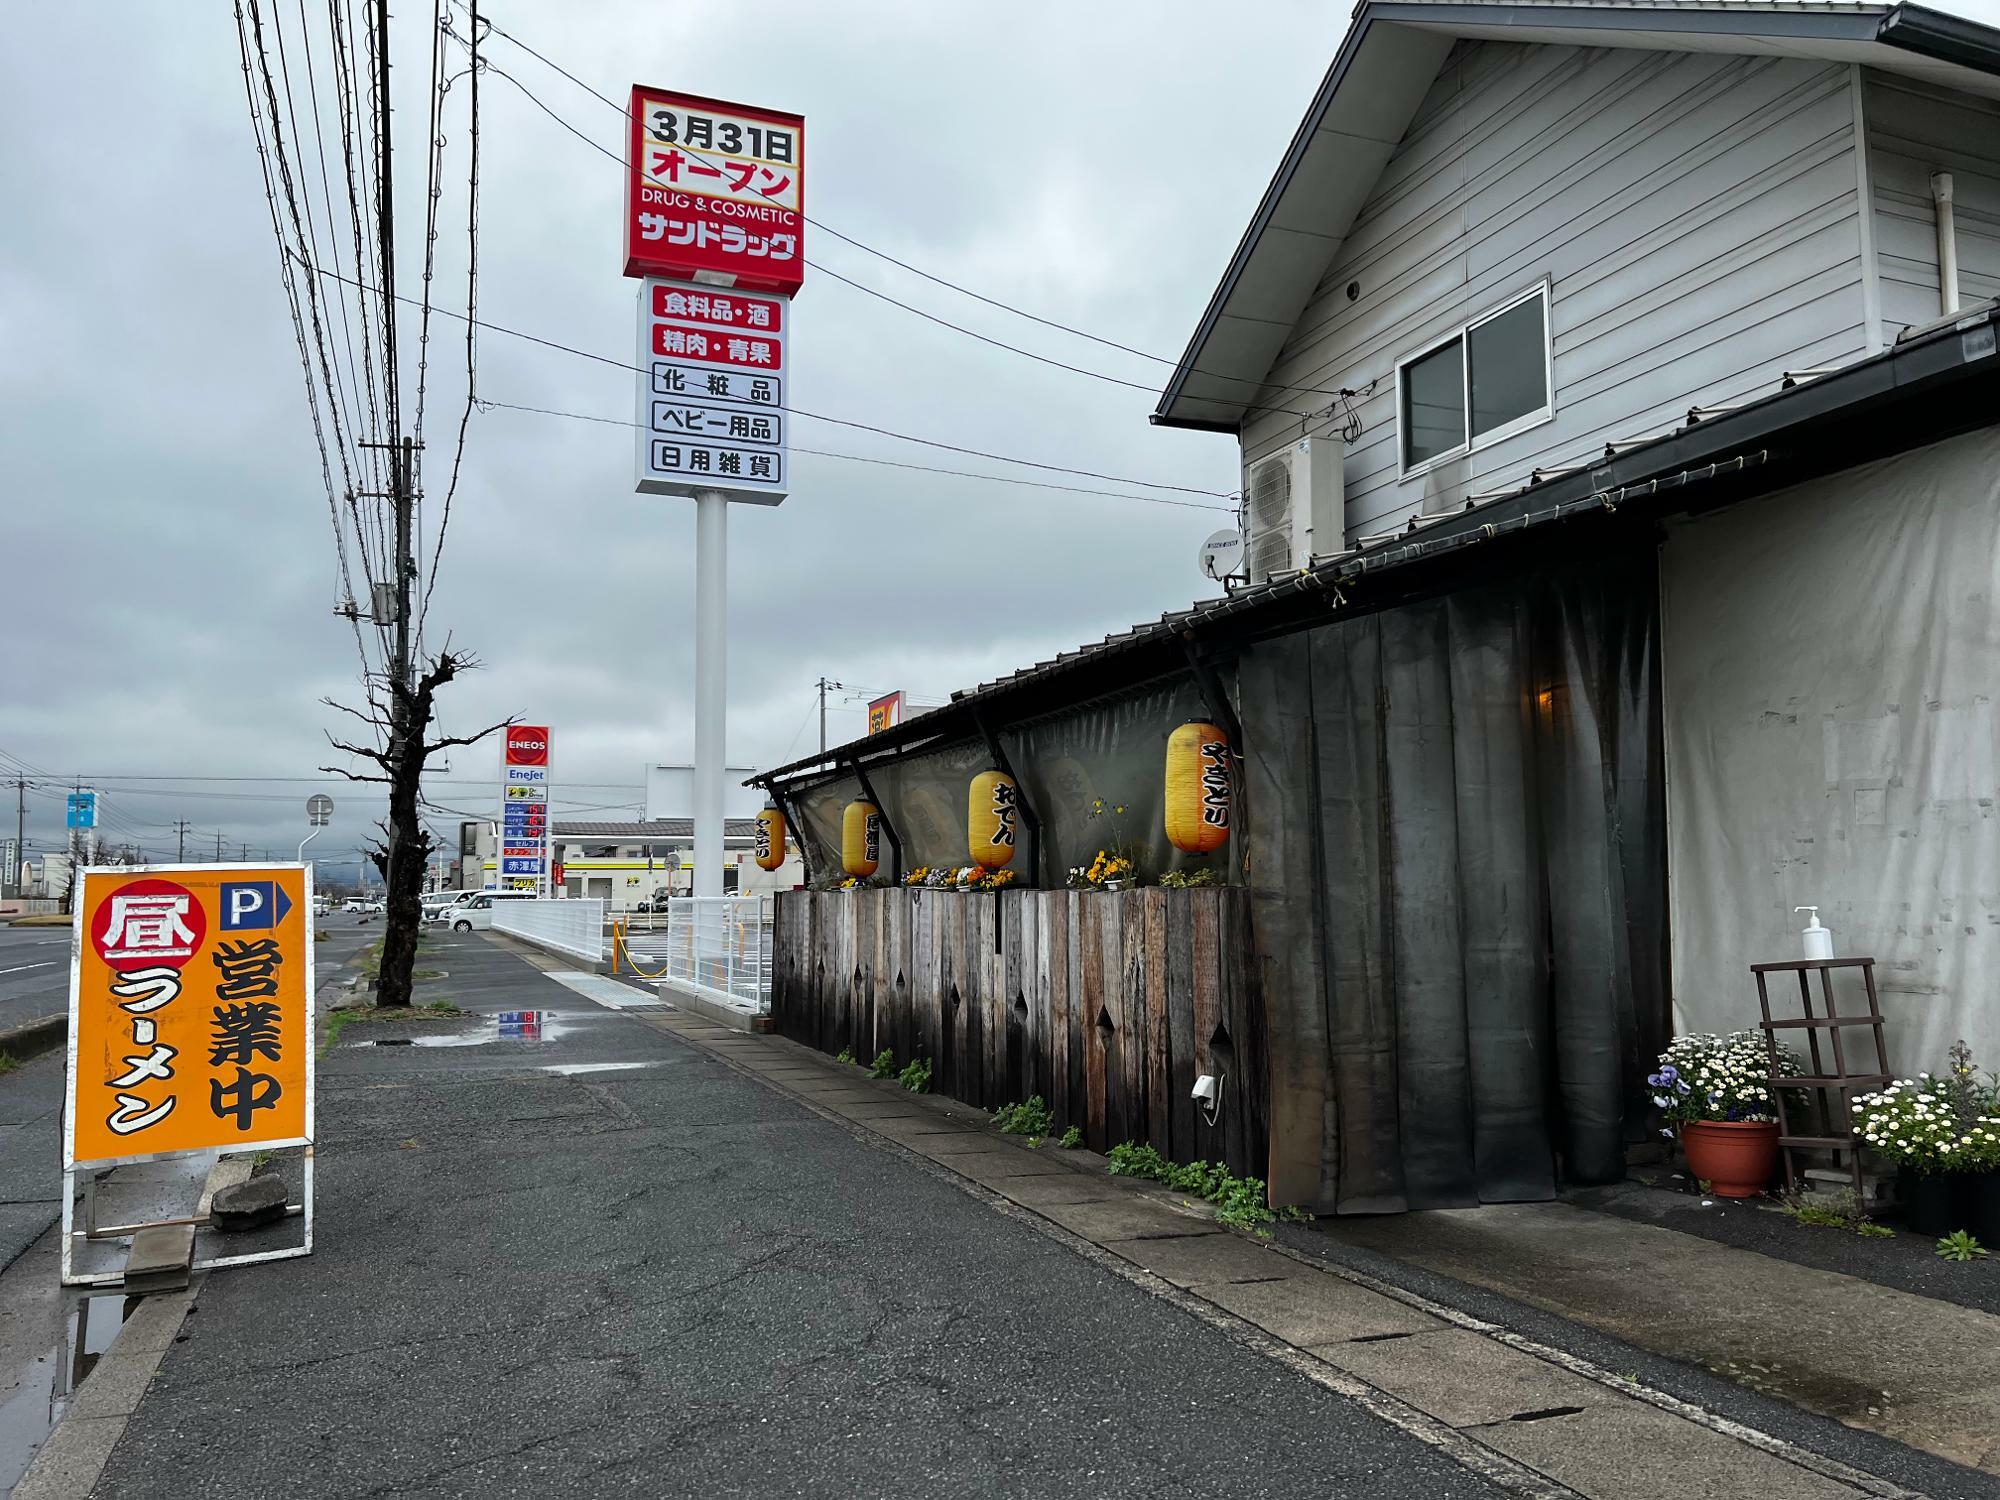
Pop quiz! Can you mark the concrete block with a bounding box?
[12,1414,125,1500]
[111,1292,192,1354]
[122,1225,193,1292]
[1318,1327,1612,1428]
[1198,1274,1443,1347]
[1477,1400,1862,1499]
[940,1150,1076,1187]
[1033,1195,1222,1244]
[989,1175,1127,1209]
[1102,1232,1292,1289]
[65,1342,169,1421]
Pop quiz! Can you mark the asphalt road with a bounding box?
[0,924,70,1035]
[95,932,1508,1499]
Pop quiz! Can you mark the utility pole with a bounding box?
[175,820,189,862]
[817,677,846,755]
[10,778,21,900]
[214,831,225,863]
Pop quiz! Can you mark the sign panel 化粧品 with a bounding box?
[636,279,788,503]
[66,866,313,1170]
[624,88,803,295]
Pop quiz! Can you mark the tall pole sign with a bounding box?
[625,86,804,899]
[500,725,553,895]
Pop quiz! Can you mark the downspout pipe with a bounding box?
[1933,172,1961,316]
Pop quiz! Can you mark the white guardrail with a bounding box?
[628,896,772,1014]
[492,897,607,963]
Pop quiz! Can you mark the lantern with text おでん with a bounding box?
[754,806,787,871]
[967,770,1019,870]
[1164,722,1232,854]
[842,800,881,878]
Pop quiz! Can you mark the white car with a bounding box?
[446,890,536,932]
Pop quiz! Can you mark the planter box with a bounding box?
[770,887,1266,1177]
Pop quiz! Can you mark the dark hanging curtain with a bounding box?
[1240,553,1667,1211]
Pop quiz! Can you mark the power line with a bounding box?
[460,50,1319,422]
[478,398,1233,513]
[298,256,1232,499]
[459,4,1365,412]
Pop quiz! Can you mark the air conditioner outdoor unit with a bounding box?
[1241,435,1343,583]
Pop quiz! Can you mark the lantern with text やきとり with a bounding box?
[842,800,881,878]
[754,805,787,871]
[966,770,1020,870]
[1164,721,1233,854]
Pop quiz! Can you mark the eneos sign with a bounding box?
[505,725,551,767]
[624,87,804,295]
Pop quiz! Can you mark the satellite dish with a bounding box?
[1198,528,1244,582]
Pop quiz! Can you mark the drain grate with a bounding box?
[1507,1406,1586,1424]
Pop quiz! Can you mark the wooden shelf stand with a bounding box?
[1751,957,1888,1198]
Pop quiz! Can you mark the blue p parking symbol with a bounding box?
[220,880,294,931]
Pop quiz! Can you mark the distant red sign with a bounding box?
[624,86,804,295]
[505,726,551,767]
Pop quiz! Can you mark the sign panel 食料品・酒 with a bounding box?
[66,865,314,1169]
[623,88,803,295]
[500,726,553,891]
[636,279,788,503]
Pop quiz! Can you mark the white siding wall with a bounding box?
[1865,70,2000,336]
[1243,41,1872,542]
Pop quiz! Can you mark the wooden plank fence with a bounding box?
[771,888,1268,1178]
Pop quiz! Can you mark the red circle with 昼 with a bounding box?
[89,878,207,973]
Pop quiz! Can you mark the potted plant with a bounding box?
[1852,1043,2000,1236]
[1649,1031,1795,1197]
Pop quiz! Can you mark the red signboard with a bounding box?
[650,285,783,332]
[505,725,551,767]
[624,86,804,295]
[649,323,781,368]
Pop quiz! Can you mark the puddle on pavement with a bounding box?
[0,1292,137,1491]
[353,1010,573,1049]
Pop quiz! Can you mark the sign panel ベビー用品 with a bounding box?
[623,88,803,294]
[66,865,313,1170]
[636,279,788,503]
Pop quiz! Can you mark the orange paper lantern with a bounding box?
[1164,721,1232,853]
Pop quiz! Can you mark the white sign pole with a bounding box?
[693,488,728,898]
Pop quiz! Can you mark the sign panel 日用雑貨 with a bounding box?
[66,865,313,1170]
[636,279,788,503]
[623,88,803,295]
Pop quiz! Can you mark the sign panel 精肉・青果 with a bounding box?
[636,278,789,503]
[66,866,313,1169]
[624,88,803,295]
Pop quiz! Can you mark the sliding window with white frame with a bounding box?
[1396,283,1554,477]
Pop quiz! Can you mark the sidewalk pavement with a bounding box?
[0,1050,67,1276]
[1317,1200,2000,1474]
[57,932,2000,1499]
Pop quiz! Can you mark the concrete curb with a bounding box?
[0,1013,67,1062]
[12,1285,199,1500]
[635,1014,1931,1500]
[653,979,770,1033]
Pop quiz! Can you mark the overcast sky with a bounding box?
[4,1,1996,880]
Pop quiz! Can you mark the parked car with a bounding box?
[446,890,536,932]
[342,898,369,913]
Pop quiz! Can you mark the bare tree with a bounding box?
[322,646,509,1008]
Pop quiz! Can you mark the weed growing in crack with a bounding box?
[870,1048,897,1079]
[994,1096,1053,1137]
[898,1057,932,1094]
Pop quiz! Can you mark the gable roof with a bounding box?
[1151,0,2000,433]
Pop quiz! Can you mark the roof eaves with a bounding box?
[1151,11,1386,430]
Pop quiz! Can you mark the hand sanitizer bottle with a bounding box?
[1795,906,1834,961]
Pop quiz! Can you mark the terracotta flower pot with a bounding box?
[1680,1119,1779,1197]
